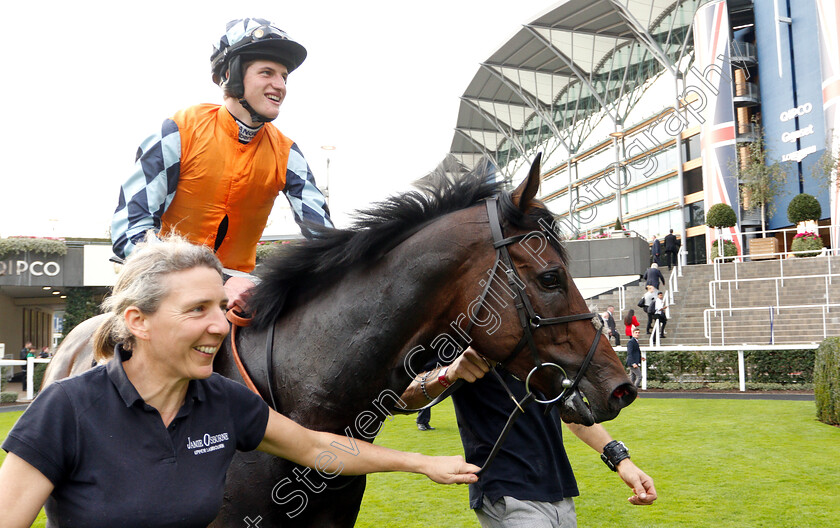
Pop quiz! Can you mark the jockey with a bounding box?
[111,18,332,312]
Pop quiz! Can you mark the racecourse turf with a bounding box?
[2,396,838,527]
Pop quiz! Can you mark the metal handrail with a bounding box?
[703,303,840,345]
[708,271,840,310]
[712,223,840,282]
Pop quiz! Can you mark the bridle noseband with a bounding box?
[480,196,601,403]
[406,196,604,474]
[229,194,605,476]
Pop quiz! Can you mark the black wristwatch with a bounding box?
[601,440,630,471]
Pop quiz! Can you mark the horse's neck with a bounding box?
[258,214,485,423]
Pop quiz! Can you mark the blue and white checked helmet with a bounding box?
[210,18,307,96]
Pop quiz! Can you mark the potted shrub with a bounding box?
[610,217,629,237]
[710,239,738,261]
[787,193,822,233]
[706,203,737,261]
[791,231,824,257]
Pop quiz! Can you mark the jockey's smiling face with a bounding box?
[239,60,289,123]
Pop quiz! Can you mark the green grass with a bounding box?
[3,397,839,527]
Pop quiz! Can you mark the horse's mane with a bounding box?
[249,168,565,329]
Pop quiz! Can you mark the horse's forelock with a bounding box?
[498,192,567,266]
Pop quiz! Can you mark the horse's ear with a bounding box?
[511,153,542,211]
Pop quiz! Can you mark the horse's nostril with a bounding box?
[611,384,636,401]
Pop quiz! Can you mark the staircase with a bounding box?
[581,256,840,346]
[667,256,840,345]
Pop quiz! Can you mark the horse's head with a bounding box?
[454,154,636,425]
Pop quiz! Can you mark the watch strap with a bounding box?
[438,367,452,388]
[600,440,630,471]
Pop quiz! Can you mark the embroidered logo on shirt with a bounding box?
[186,432,230,455]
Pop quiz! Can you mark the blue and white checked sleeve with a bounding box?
[284,143,333,236]
[111,119,181,258]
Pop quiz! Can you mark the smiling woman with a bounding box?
[0,235,479,528]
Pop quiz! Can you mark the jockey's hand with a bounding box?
[449,347,493,384]
[225,276,256,314]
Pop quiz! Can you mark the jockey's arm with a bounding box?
[283,144,333,233]
[112,123,180,260]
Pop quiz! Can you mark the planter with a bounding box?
[797,220,819,234]
[791,232,824,258]
[748,237,779,260]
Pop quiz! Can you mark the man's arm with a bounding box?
[111,119,181,258]
[564,423,657,506]
[398,348,491,411]
[283,144,333,236]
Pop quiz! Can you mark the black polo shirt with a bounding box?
[451,368,579,509]
[2,346,269,528]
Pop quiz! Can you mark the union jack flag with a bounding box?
[694,0,742,259]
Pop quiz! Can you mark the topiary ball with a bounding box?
[706,203,737,228]
[787,193,822,224]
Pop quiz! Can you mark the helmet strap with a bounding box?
[238,97,273,124]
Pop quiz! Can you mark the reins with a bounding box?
[226,194,603,476]
[406,196,602,475]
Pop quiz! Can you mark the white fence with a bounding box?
[0,357,52,401]
[614,343,819,391]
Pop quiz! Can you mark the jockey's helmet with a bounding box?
[210,18,307,121]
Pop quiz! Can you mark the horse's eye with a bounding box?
[538,271,562,289]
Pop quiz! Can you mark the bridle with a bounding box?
[228,194,604,474]
[409,196,604,474]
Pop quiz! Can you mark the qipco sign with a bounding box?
[0,259,61,277]
[0,255,64,286]
[779,102,813,122]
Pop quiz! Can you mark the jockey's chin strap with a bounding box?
[406,196,602,475]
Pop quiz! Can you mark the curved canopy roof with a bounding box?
[449,0,710,175]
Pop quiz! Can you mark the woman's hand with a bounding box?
[419,455,480,484]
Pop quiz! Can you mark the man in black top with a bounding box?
[626,327,642,388]
[643,263,665,290]
[664,229,680,270]
[400,349,657,527]
[651,235,661,266]
[18,342,33,391]
[603,305,620,346]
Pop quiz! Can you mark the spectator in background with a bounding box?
[626,327,642,388]
[651,235,661,266]
[643,263,665,290]
[664,229,680,270]
[602,305,620,346]
[653,291,668,339]
[416,407,435,431]
[19,342,33,392]
[641,285,657,334]
[39,346,51,359]
[624,309,640,339]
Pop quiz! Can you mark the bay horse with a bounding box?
[44,155,636,527]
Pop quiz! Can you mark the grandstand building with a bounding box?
[448,0,840,265]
